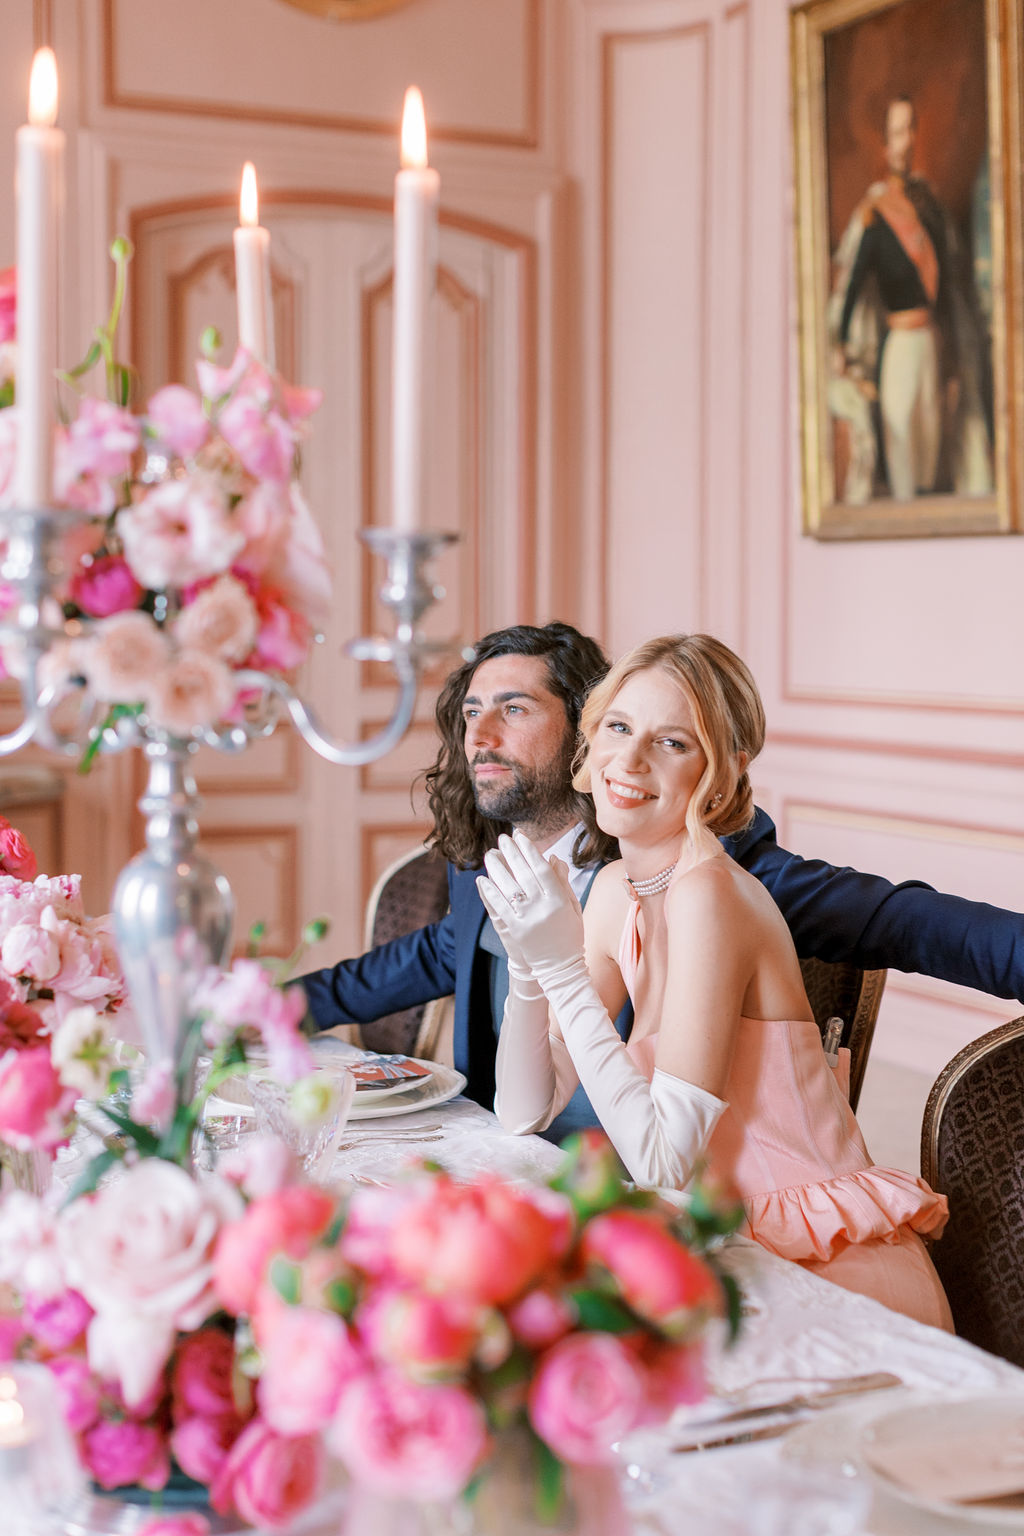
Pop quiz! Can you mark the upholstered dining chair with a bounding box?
[798,958,887,1111]
[920,1016,1024,1368]
[357,845,454,1062]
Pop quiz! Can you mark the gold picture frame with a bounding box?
[791,0,1023,538]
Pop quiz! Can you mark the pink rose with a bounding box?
[506,1287,575,1349]
[389,1176,570,1306]
[130,1058,175,1131]
[528,1333,645,1466]
[146,385,210,459]
[212,1185,335,1317]
[362,1287,481,1382]
[0,1046,74,1149]
[0,267,15,345]
[79,611,170,704]
[137,1518,211,1536]
[0,1314,25,1360]
[215,1134,297,1200]
[210,1417,324,1530]
[636,1337,706,1422]
[22,1288,92,1350]
[82,1417,171,1491]
[338,1181,426,1278]
[171,1413,246,1485]
[145,650,237,736]
[175,575,258,663]
[118,476,244,590]
[259,1305,363,1435]
[46,1353,103,1434]
[250,591,311,672]
[0,816,36,880]
[329,1371,488,1501]
[581,1209,722,1335]
[58,1161,242,1407]
[171,1328,238,1420]
[69,554,144,618]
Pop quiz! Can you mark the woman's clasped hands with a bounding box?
[476,831,585,987]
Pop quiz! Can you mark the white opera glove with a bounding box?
[492,974,581,1135]
[478,832,585,987]
[539,957,727,1191]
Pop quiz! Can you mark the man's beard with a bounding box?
[470,743,577,836]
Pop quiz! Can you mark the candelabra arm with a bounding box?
[234,661,419,767]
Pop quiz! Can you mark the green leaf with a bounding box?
[97,1105,163,1157]
[269,1255,301,1305]
[324,1276,356,1315]
[58,340,102,383]
[533,1434,565,1525]
[63,1147,120,1204]
[568,1288,635,1334]
[720,1272,744,1344]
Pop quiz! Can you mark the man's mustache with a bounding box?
[471,753,517,769]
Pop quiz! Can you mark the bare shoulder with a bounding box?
[586,861,630,922]
[665,855,772,939]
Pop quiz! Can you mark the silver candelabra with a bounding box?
[0,503,458,1071]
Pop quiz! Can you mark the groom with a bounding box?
[301,621,1024,1130]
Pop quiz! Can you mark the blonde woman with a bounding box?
[479,634,951,1329]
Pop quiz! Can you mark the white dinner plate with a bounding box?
[347,1059,466,1119]
[205,1058,466,1123]
[858,1396,1024,1530]
[350,1061,435,1103]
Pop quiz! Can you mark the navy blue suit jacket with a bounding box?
[301,806,1024,1111]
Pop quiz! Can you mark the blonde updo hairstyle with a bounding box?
[573,633,765,859]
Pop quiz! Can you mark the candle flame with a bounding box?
[28,47,58,128]
[240,162,259,229]
[400,86,428,170]
[0,1399,23,1431]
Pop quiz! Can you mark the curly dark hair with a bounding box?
[424,622,617,870]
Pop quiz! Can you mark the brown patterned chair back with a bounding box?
[357,846,451,1057]
[798,958,887,1111]
[920,1017,1024,1367]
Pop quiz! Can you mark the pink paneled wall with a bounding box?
[0,0,1021,1076]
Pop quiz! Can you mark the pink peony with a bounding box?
[175,575,258,663]
[69,554,144,618]
[146,385,210,459]
[22,1287,93,1350]
[79,611,169,704]
[0,1045,74,1149]
[528,1332,646,1466]
[0,816,36,880]
[581,1209,721,1335]
[251,590,311,672]
[145,650,237,735]
[258,1305,364,1435]
[46,1353,103,1434]
[118,476,244,590]
[1,917,61,981]
[57,1161,243,1408]
[171,1327,239,1420]
[0,1314,25,1361]
[389,1176,570,1307]
[137,1518,211,1536]
[210,1417,324,1530]
[338,1181,427,1278]
[171,1413,246,1486]
[0,267,15,344]
[328,1370,488,1501]
[212,1184,335,1317]
[83,1417,171,1491]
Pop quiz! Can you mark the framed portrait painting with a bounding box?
[791,0,1023,538]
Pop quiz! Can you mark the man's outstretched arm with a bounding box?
[299,910,459,1030]
[728,808,1024,1000]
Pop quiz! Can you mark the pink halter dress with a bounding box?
[619,896,953,1330]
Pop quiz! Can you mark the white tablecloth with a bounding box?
[332,1096,1024,1536]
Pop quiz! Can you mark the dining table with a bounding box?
[52,1083,1024,1536]
[327,1092,1024,1536]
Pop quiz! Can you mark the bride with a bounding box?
[479,633,952,1330]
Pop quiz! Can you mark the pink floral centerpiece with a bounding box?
[0,240,329,749]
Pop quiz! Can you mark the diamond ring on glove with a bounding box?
[509,890,528,905]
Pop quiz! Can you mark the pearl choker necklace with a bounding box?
[626,863,676,896]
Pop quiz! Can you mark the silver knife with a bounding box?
[672,1419,818,1454]
[672,1371,901,1446]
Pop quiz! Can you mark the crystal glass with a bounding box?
[248,1066,356,1180]
[0,1361,85,1533]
